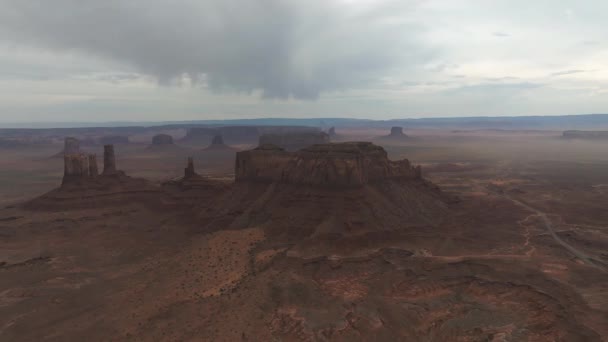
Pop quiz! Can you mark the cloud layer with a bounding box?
[0,0,427,99]
[0,0,607,122]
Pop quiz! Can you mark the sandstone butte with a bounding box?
[235,142,421,187]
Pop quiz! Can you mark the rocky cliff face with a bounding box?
[236,142,421,187]
[258,132,330,151]
[235,145,292,183]
[62,153,98,185]
[54,137,82,157]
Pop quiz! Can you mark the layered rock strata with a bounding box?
[236,142,422,187]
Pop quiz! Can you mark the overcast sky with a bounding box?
[0,0,606,123]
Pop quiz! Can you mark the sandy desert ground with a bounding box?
[1,128,607,341]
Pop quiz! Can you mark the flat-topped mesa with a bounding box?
[152,134,174,145]
[62,153,98,185]
[102,145,118,175]
[258,132,330,151]
[390,126,406,137]
[235,142,422,188]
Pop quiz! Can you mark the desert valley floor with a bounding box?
[1,128,607,341]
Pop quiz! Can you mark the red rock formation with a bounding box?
[53,137,82,157]
[62,154,89,185]
[62,153,98,185]
[88,154,99,177]
[102,145,117,175]
[235,144,291,183]
[236,142,422,187]
[184,157,198,178]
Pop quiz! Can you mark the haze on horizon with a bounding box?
[0,0,607,123]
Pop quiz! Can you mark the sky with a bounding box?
[0,0,607,123]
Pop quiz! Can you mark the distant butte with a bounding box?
[202,135,237,152]
[147,133,184,152]
[258,132,330,151]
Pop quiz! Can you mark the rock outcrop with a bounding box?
[102,145,118,175]
[62,153,98,185]
[258,132,330,151]
[53,137,82,157]
[236,142,422,188]
[184,157,198,178]
[152,134,174,145]
[390,126,406,137]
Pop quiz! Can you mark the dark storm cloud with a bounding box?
[0,0,429,99]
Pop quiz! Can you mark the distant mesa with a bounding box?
[562,130,608,140]
[179,125,322,146]
[53,137,82,158]
[236,142,422,187]
[202,135,238,152]
[147,134,184,152]
[152,134,174,145]
[180,127,218,145]
[99,135,129,145]
[0,138,29,148]
[258,132,330,151]
[390,126,406,137]
[376,126,412,141]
